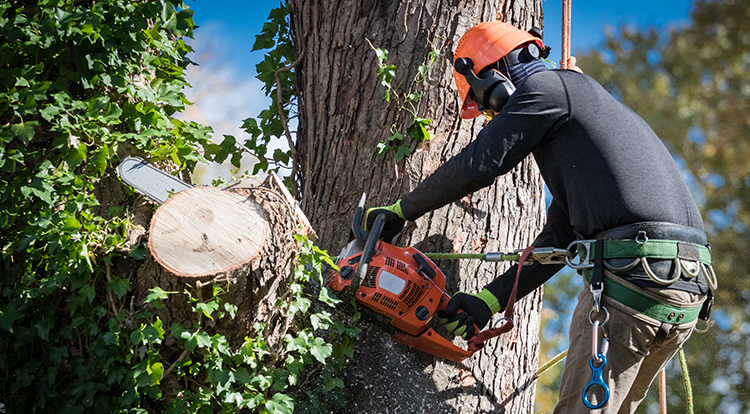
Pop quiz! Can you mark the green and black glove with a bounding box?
[365,200,406,242]
[438,289,502,339]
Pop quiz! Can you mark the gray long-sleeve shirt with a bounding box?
[400,69,706,305]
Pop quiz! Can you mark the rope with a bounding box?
[560,0,581,71]
[535,348,568,378]
[678,347,695,414]
[560,0,571,69]
[424,252,520,261]
[659,369,668,414]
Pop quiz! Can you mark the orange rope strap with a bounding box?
[560,0,581,71]
[659,369,668,414]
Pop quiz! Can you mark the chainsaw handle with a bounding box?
[352,193,370,245]
[438,293,480,340]
[456,308,481,340]
[353,213,385,284]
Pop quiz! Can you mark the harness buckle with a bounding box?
[590,283,604,314]
[565,239,597,269]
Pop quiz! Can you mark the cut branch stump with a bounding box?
[141,175,314,346]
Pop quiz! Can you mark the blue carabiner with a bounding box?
[582,353,610,409]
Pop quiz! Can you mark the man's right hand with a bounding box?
[365,200,405,242]
[438,289,502,339]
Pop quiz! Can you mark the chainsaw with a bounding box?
[324,194,520,362]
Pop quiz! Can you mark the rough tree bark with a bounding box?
[291,0,547,412]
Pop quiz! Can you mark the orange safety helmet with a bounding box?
[453,22,546,119]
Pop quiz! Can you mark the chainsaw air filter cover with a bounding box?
[326,241,446,337]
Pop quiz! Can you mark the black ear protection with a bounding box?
[454,57,516,113]
[454,26,551,114]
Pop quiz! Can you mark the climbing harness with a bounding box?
[568,234,717,290]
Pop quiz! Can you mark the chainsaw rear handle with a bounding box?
[437,292,481,341]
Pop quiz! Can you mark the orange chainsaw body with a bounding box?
[326,240,474,362]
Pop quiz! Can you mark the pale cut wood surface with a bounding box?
[148,186,267,277]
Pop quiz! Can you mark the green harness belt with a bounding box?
[578,239,711,324]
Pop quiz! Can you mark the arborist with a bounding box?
[366,21,714,413]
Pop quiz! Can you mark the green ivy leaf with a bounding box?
[265,393,294,414]
[253,31,276,51]
[309,337,332,363]
[224,303,238,319]
[373,47,388,65]
[376,64,396,88]
[407,117,432,142]
[324,377,344,392]
[195,331,211,348]
[22,177,55,205]
[145,287,169,304]
[318,287,341,306]
[394,144,410,162]
[108,278,130,299]
[130,244,147,260]
[195,301,219,320]
[10,120,37,144]
[149,362,164,385]
[375,141,390,156]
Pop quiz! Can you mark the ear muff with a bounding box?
[454,57,516,113]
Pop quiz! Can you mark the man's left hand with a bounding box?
[365,200,405,242]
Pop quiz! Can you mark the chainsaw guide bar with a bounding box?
[116,156,193,204]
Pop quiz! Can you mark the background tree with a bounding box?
[570,0,750,411]
[284,0,549,412]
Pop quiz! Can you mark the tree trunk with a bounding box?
[137,176,313,347]
[291,0,547,412]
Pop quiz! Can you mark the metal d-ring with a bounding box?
[681,259,701,278]
[694,317,715,333]
[642,257,682,285]
[700,263,719,291]
[603,258,640,273]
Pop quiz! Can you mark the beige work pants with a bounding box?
[553,271,705,414]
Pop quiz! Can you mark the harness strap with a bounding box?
[584,270,704,324]
[591,239,604,288]
[590,239,711,265]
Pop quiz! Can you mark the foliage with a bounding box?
[368,40,438,161]
[0,0,355,412]
[208,2,297,183]
[569,0,750,411]
[155,235,357,414]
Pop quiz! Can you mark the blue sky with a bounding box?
[179,0,695,184]
[183,0,694,76]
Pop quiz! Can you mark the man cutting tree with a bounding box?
[367,21,715,413]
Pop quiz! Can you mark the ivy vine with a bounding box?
[368,39,439,161]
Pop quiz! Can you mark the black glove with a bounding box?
[438,289,501,339]
[365,200,405,243]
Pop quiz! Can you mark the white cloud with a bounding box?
[178,21,274,186]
